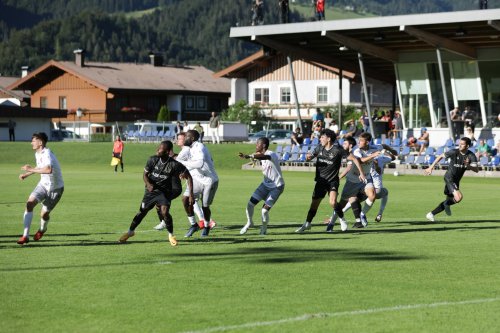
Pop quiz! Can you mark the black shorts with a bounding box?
[444,177,459,196]
[312,179,340,199]
[169,187,182,201]
[141,189,170,210]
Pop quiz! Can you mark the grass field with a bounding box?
[1,142,499,333]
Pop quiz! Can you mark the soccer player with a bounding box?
[179,130,219,237]
[424,137,478,221]
[119,141,194,246]
[296,129,365,233]
[153,132,214,231]
[17,132,64,245]
[238,137,285,235]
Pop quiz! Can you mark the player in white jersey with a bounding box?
[179,130,219,237]
[17,132,64,245]
[238,137,285,235]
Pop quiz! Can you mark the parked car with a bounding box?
[248,129,292,144]
[51,130,81,141]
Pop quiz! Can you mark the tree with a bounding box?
[221,100,267,132]
[157,105,170,121]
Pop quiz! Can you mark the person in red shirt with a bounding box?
[112,136,124,172]
[315,0,325,21]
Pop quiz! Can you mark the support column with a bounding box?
[358,53,375,138]
[287,56,303,133]
[436,48,453,139]
[338,69,343,129]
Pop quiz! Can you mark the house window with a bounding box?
[280,87,291,104]
[317,86,328,103]
[197,96,207,110]
[40,96,47,108]
[254,88,269,104]
[186,96,195,110]
[59,96,67,110]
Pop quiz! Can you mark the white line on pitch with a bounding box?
[180,297,500,333]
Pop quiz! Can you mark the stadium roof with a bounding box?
[229,9,500,83]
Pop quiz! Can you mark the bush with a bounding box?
[90,133,112,142]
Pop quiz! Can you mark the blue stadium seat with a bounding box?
[276,145,283,154]
[300,145,309,153]
[303,137,311,146]
[291,145,300,154]
[400,146,410,157]
[479,156,489,169]
[403,154,415,165]
[424,147,435,155]
[312,137,319,145]
[486,138,495,147]
[281,152,291,162]
[489,156,500,170]
[444,138,454,147]
[414,155,426,166]
[435,147,444,155]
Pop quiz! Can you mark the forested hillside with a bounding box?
[0,0,495,76]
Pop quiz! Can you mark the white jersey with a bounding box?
[177,145,203,180]
[371,155,392,189]
[179,141,218,183]
[36,147,64,191]
[345,145,381,183]
[261,150,284,188]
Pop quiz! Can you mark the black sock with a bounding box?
[351,200,361,219]
[306,208,317,223]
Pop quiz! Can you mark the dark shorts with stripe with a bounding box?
[444,177,459,196]
[141,189,170,210]
[312,179,340,199]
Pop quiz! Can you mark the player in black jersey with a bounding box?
[119,141,194,246]
[296,129,366,232]
[424,137,478,221]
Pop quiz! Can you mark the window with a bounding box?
[147,97,160,112]
[58,96,67,110]
[317,86,328,103]
[186,96,195,110]
[197,96,207,110]
[280,87,291,104]
[40,96,47,108]
[254,88,269,104]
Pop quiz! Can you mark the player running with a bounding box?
[296,129,365,233]
[238,137,285,235]
[119,141,194,246]
[424,137,478,221]
[17,132,64,245]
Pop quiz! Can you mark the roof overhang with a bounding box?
[0,104,67,118]
[229,9,500,83]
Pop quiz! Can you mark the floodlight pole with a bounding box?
[358,53,376,138]
[436,48,454,139]
[287,56,303,133]
[339,69,343,129]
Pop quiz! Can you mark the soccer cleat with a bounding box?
[17,236,29,245]
[444,203,452,216]
[360,212,368,227]
[426,212,435,222]
[119,231,135,243]
[201,227,210,237]
[326,223,334,233]
[240,222,252,235]
[197,219,205,229]
[375,214,383,223]
[352,221,364,228]
[184,224,200,238]
[168,234,178,246]
[339,218,348,232]
[154,221,166,231]
[295,222,311,233]
[260,223,267,235]
[209,219,217,229]
[33,230,45,241]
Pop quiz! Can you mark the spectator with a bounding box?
[462,106,476,131]
[174,121,183,139]
[311,120,323,140]
[323,112,333,129]
[450,106,463,140]
[193,122,204,143]
[312,108,324,127]
[209,111,221,144]
[279,0,289,23]
[329,119,339,135]
[342,119,357,138]
[359,111,370,133]
[252,0,264,26]
[380,110,393,138]
[392,111,403,139]
[417,127,429,155]
[315,0,325,21]
[183,121,190,131]
[492,140,500,156]
[475,139,491,159]
[464,127,476,145]
[479,0,488,9]
[291,127,304,147]
[8,119,16,141]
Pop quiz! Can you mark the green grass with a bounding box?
[1,142,499,332]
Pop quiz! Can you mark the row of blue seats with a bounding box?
[125,130,175,142]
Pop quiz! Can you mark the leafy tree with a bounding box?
[221,100,268,132]
[157,105,170,122]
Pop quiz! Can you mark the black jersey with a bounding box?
[444,149,477,182]
[312,144,348,183]
[144,155,187,193]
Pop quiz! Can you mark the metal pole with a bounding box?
[287,56,303,133]
[436,48,453,139]
[358,53,376,138]
[338,69,343,129]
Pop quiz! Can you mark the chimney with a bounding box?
[21,66,30,77]
[149,53,163,67]
[74,49,86,67]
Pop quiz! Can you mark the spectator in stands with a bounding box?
[462,106,476,131]
[183,121,190,131]
[450,106,463,140]
[492,140,500,156]
[476,139,491,159]
[193,122,204,143]
[279,0,289,23]
[392,111,403,139]
[252,0,264,26]
[407,137,418,151]
[311,120,323,140]
[360,111,370,134]
[480,0,488,9]
[464,127,476,145]
[291,127,304,147]
[175,121,183,140]
[342,119,357,138]
[380,110,393,138]
[315,0,325,21]
[329,120,339,135]
[417,128,429,155]
[312,108,324,127]
[323,112,333,129]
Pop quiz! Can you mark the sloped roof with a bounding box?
[0,76,30,100]
[8,60,230,94]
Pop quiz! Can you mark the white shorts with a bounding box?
[183,178,218,207]
[251,183,285,208]
[30,185,64,211]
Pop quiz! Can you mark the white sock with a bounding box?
[343,202,351,213]
[23,211,33,237]
[188,215,196,226]
[40,218,49,232]
[193,201,204,221]
[261,207,269,225]
[363,199,374,214]
[246,201,255,225]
